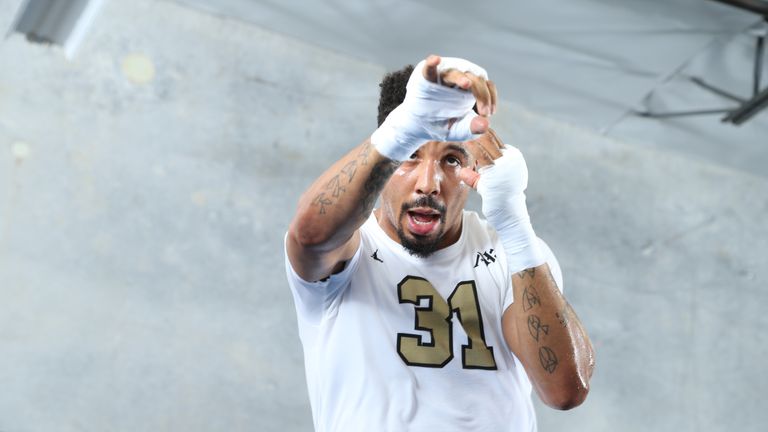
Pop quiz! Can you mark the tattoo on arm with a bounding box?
[522,285,542,311]
[312,192,333,215]
[358,142,372,165]
[517,268,536,279]
[539,346,558,373]
[311,141,398,216]
[340,159,358,182]
[527,315,550,342]
[515,265,567,376]
[325,175,346,198]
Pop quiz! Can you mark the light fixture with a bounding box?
[8,0,106,58]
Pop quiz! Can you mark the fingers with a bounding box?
[465,139,496,168]
[469,129,503,160]
[470,116,489,135]
[446,112,486,142]
[486,128,505,151]
[459,131,503,189]
[439,70,494,117]
[425,56,497,116]
[465,74,491,116]
[422,55,441,83]
[460,129,506,194]
[487,80,498,115]
[440,69,471,89]
[460,129,504,190]
[459,167,480,189]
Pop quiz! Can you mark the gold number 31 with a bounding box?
[397,276,497,370]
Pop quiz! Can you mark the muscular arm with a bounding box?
[502,264,595,410]
[286,139,399,282]
[460,129,594,409]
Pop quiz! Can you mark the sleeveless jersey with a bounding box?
[285,210,563,432]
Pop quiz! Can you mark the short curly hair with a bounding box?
[377,65,414,127]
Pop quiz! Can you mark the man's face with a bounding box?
[378,141,472,257]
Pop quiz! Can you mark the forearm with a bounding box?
[289,139,398,252]
[504,264,595,410]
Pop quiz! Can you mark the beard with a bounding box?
[396,195,447,258]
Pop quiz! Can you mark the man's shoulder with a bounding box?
[462,210,497,238]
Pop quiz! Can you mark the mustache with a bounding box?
[401,195,447,217]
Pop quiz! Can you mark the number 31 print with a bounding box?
[396,276,497,370]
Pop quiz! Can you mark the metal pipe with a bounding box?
[722,86,768,124]
[635,108,733,119]
[755,34,765,96]
[709,0,768,17]
[690,77,746,103]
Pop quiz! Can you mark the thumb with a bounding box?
[470,115,489,135]
[459,167,480,189]
[446,112,488,142]
[422,54,441,83]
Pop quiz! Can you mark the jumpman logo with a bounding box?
[371,249,384,263]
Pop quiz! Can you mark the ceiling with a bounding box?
[173,0,767,177]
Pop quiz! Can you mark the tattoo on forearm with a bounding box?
[517,268,536,279]
[522,285,542,311]
[515,264,566,375]
[312,192,333,215]
[340,159,358,182]
[539,347,558,374]
[311,142,393,215]
[527,315,550,342]
[325,175,346,198]
[358,142,373,165]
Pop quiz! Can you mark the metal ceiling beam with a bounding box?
[710,0,768,17]
[723,86,768,124]
[637,3,768,125]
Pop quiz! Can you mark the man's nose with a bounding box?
[414,160,442,195]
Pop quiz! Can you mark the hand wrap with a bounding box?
[371,57,487,161]
[476,145,546,273]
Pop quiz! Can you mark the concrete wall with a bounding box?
[1,0,766,431]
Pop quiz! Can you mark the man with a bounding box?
[285,55,595,431]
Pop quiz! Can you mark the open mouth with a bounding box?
[405,208,442,236]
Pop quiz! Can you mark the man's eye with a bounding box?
[409,152,418,160]
[445,156,461,166]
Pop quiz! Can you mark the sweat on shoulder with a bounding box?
[285,55,595,432]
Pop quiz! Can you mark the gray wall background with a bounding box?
[1,0,766,431]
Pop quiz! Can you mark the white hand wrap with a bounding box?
[371,57,488,161]
[476,145,546,274]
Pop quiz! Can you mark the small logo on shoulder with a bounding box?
[473,249,497,268]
